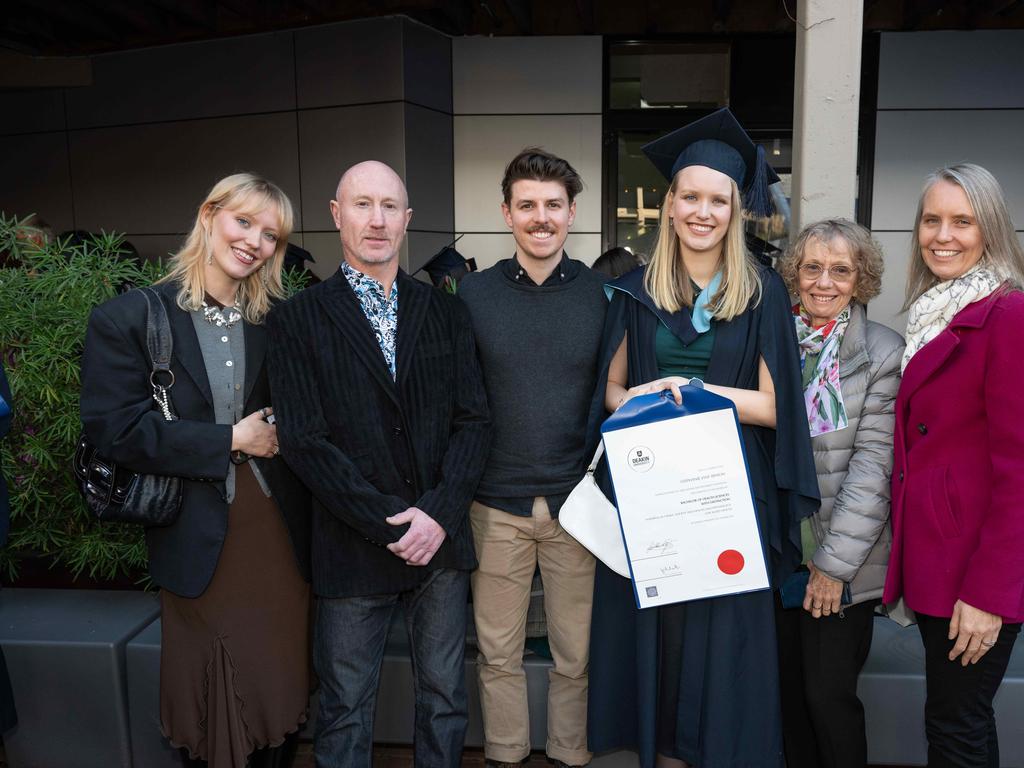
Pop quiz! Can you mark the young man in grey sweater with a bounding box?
[458,149,608,768]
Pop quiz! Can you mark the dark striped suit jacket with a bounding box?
[266,267,491,598]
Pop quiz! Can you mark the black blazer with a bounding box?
[79,282,311,598]
[266,268,490,598]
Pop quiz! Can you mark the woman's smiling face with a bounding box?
[670,165,734,257]
[797,236,857,327]
[918,179,985,282]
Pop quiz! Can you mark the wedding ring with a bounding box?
[273,445,280,455]
[259,407,267,418]
[981,640,996,647]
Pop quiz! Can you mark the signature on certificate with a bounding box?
[646,539,677,555]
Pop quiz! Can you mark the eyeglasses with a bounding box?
[798,263,857,283]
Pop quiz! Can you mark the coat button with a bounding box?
[899,471,904,481]
[392,425,403,436]
[403,477,413,487]
[917,423,928,435]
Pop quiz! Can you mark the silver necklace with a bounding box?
[201,293,242,328]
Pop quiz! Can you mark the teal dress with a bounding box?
[654,317,715,757]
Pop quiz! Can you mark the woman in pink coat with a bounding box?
[883,163,1024,767]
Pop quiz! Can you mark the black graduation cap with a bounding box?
[641,108,780,218]
[419,237,477,288]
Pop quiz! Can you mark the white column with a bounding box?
[791,0,864,230]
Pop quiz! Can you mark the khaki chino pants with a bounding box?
[470,499,595,766]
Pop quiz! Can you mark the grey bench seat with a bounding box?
[0,588,160,768]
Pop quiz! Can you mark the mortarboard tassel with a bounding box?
[743,144,776,219]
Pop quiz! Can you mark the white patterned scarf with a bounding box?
[902,265,1003,373]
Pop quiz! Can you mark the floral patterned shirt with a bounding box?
[341,261,399,379]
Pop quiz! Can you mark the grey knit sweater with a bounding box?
[458,256,607,511]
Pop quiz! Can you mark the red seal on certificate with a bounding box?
[717,549,745,575]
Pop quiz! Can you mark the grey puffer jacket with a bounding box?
[807,301,905,605]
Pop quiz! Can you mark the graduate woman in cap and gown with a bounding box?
[586,108,820,768]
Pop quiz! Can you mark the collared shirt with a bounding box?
[500,251,577,287]
[342,261,399,379]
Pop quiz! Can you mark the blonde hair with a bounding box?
[643,175,761,320]
[779,218,884,303]
[904,163,1024,310]
[160,173,294,324]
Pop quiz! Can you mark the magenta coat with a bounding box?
[883,290,1024,623]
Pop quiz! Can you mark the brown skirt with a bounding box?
[160,464,310,768]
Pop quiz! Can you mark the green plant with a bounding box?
[0,213,309,583]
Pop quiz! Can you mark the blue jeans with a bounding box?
[313,568,470,768]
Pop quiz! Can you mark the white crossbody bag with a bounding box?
[559,443,631,577]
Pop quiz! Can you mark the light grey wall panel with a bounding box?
[0,132,74,232]
[869,231,913,335]
[0,88,66,135]
[871,110,1024,231]
[69,113,301,234]
[879,31,1024,110]
[65,33,296,129]
[405,105,454,233]
[295,18,404,109]
[298,102,407,232]
[454,115,603,233]
[402,19,452,114]
[456,232,602,272]
[452,37,602,115]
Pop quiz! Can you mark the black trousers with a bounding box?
[775,593,877,768]
[917,612,1021,768]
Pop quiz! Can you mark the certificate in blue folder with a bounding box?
[601,384,769,609]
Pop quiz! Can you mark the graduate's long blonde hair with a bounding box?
[159,173,294,324]
[643,173,762,320]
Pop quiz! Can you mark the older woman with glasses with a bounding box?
[774,219,905,768]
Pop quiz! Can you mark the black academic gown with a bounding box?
[585,265,819,768]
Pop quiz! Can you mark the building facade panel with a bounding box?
[454,114,602,234]
[64,32,297,129]
[878,30,1024,110]
[452,37,602,115]
[0,132,74,232]
[69,112,301,236]
[294,18,405,109]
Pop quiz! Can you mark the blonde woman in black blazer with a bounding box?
[80,174,310,768]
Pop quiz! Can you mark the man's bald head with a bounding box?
[335,161,409,208]
[330,160,413,275]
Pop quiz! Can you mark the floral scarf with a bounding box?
[902,265,1002,373]
[793,304,850,437]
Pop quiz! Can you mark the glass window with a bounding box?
[608,43,730,111]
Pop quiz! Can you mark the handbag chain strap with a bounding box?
[140,288,178,422]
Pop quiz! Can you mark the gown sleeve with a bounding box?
[756,268,821,582]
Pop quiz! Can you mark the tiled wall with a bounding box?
[0,17,454,280]
[869,30,1024,333]
[452,36,604,269]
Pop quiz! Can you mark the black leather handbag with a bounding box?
[74,287,183,526]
